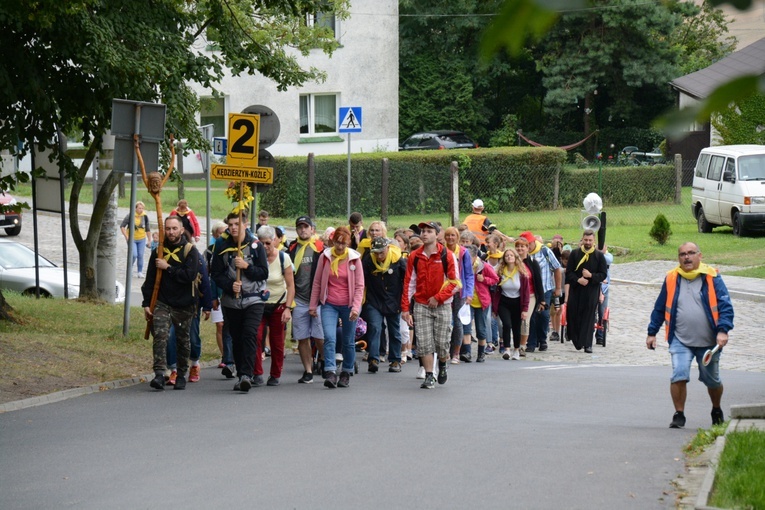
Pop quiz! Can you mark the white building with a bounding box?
[190,0,399,160]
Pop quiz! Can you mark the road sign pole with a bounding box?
[347,133,352,219]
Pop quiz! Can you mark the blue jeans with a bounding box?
[167,308,202,368]
[221,322,234,365]
[366,306,402,362]
[488,307,499,345]
[321,304,357,373]
[529,289,552,349]
[131,240,146,273]
[471,306,488,341]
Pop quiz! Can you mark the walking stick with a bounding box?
[134,134,175,339]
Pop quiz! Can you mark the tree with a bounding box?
[712,94,765,145]
[667,0,736,76]
[0,0,348,307]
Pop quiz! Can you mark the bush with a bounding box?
[649,213,672,245]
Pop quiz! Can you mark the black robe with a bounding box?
[565,248,608,349]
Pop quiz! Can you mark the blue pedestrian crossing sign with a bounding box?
[338,107,362,133]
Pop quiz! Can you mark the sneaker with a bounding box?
[298,371,314,384]
[137,272,144,279]
[189,365,200,383]
[485,344,495,354]
[711,407,724,426]
[526,346,536,353]
[264,347,271,357]
[476,352,486,363]
[502,351,511,360]
[221,365,235,379]
[416,366,426,380]
[539,342,548,352]
[669,411,686,429]
[512,349,521,360]
[324,371,338,389]
[167,369,177,386]
[437,365,448,385]
[420,374,436,389]
[252,375,265,387]
[174,375,187,390]
[336,353,344,362]
[338,371,351,388]
[389,361,402,373]
[267,376,280,387]
[550,331,560,342]
[519,347,526,357]
[217,362,226,369]
[149,374,165,390]
[460,353,472,363]
[368,359,379,373]
[238,375,252,392]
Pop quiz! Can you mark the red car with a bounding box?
[0,190,22,236]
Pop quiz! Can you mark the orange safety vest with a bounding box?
[664,270,719,340]
[464,213,488,245]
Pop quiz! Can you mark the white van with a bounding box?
[691,145,765,236]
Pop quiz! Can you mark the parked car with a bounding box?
[0,239,125,301]
[0,190,22,236]
[399,130,478,151]
[692,145,765,237]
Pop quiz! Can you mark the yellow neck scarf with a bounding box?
[500,265,518,286]
[488,250,504,260]
[676,262,717,280]
[294,235,319,275]
[330,247,349,276]
[371,245,402,274]
[529,242,541,256]
[575,245,595,271]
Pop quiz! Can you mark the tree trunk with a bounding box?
[0,288,17,322]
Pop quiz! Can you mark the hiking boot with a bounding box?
[368,359,379,373]
[416,366,426,380]
[338,371,351,388]
[437,365,448,385]
[324,371,338,389]
[420,373,436,389]
[669,411,686,429]
[476,352,486,363]
[221,365,235,379]
[166,369,177,386]
[711,407,724,426]
[237,375,252,393]
[389,361,402,373]
[174,375,187,390]
[252,375,265,387]
[298,371,314,384]
[460,353,472,363]
[539,342,548,352]
[189,365,200,383]
[149,374,165,390]
[267,376,280,387]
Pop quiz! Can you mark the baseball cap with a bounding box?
[418,221,440,233]
[519,231,535,244]
[552,234,563,241]
[370,237,390,252]
[295,215,314,228]
[472,199,484,209]
[408,224,421,236]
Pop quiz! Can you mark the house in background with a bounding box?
[190,0,399,160]
[669,36,765,161]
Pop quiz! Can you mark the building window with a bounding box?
[306,11,337,38]
[200,97,225,137]
[300,94,337,135]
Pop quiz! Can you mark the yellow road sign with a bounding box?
[227,113,260,166]
[211,164,273,184]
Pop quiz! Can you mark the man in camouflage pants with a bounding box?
[142,216,201,390]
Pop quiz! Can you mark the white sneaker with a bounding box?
[450,356,460,365]
[335,353,343,362]
[503,350,511,360]
[416,366,426,379]
[137,272,144,279]
[512,348,521,360]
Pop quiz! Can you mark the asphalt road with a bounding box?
[2,359,765,510]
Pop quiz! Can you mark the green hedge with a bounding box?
[259,147,674,217]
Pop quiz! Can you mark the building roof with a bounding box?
[670,36,765,99]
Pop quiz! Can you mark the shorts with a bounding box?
[412,301,451,360]
[211,307,224,324]
[669,340,722,389]
[521,295,536,336]
[292,300,324,340]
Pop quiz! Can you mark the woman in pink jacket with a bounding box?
[309,226,365,389]
[465,244,499,363]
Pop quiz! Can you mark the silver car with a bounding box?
[0,239,125,302]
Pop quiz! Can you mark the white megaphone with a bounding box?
[581,193,603,231]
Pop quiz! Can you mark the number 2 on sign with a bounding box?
[231,119,255,154]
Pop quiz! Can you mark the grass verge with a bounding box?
[0,292,218,405]
[683,422,728,457]
[710,428,765,509]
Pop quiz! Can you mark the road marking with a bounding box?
[521,364,632,371]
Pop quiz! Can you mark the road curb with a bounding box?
[694,435,727,510]
[0,359,222,414]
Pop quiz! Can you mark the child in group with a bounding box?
[150,231,159,252]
